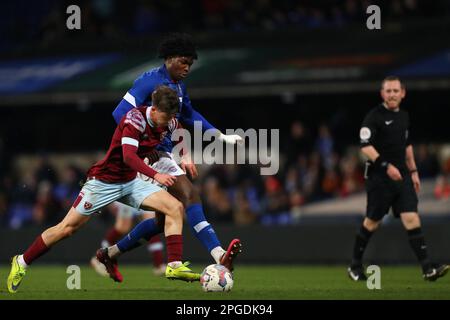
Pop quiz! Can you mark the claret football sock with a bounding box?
[22,235,50,265]
[147,235,165,267]
[166,234,183,263]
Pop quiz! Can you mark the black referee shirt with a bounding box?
[359,104,411,171]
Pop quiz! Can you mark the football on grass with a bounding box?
[200,264,233,292]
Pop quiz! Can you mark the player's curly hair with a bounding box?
[157,33,198,60]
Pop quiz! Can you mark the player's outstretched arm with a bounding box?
[179,91,215,130]
[180,90,243,145]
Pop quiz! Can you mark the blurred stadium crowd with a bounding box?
[1,121,449,229]
[1,0,449,229]
[3,0,450,50]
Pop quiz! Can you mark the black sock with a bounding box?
[351,225,373,267]
[407,227,431,272]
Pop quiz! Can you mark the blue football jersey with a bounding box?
[112,64,215,152]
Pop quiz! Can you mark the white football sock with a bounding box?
[211,246,226,264]
[18,255,28,268]
[168,261,182,268]
[107,245,121,259]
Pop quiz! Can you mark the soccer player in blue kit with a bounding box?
[96,33,243,281]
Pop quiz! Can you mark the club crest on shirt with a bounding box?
[360,127,371,142]
[84,201,93,210]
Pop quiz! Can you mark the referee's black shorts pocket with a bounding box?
[393,178,418,216]
[365,177,395,221]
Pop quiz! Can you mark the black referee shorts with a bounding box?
[365,173,418,221]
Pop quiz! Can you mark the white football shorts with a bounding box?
[73,177,163,216]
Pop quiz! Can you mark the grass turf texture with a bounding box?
[0,265,449,300]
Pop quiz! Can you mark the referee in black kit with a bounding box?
[347,76,449,281]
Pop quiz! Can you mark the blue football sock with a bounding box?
[117,218,162,253]
[186,204,221,252]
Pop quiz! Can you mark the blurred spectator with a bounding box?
[261,176,290,225]
[202,176,233,223]
[35,155,58,185]
[434,175,450,201]
[202,0,228,30]
[315,124,334,168]
[7,172,37,229]
[302,152,323,201]
[133,2,166,34]
[54,164,84,210]
[0,178,9,226]
[32,181,63,226]
[415,144,440,178]
[321,168,340,198]
[339,154,364,197]
[0,137,6,179]
[305,8,326,29]
[434,156,450,201]
[330,6,347,27]
[232,187,258,226]
[289,189,305,222]
[285,121,313,166]
[343,0,360,22]
[284,166,299,193]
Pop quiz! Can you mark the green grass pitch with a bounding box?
[0,264,449,300]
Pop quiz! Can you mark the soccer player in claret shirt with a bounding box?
[7,86,200,294]
[94,33,243,277]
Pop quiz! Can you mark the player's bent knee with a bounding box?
[363,218,380,231]
[402,213,420,228]
[167,200,184,219]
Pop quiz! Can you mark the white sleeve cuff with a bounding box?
[121,137,139,147]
